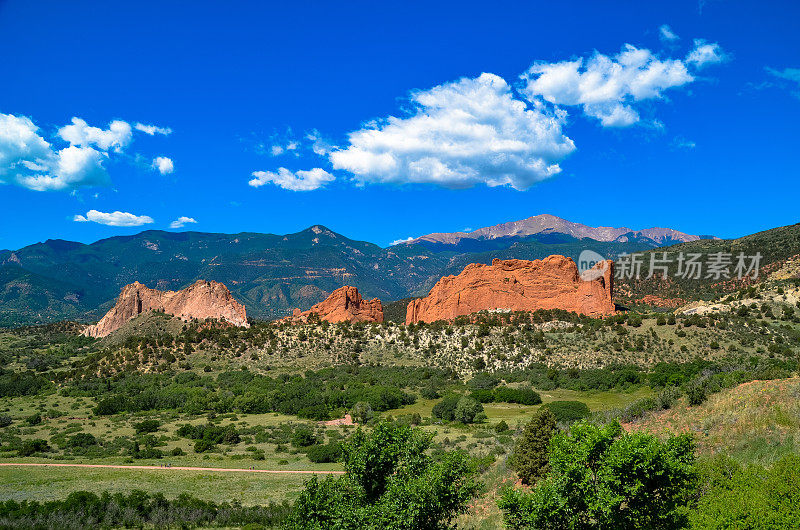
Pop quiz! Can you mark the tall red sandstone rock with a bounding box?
[282,286,383,324]
[83,280,249,338]
[406,256,614,324]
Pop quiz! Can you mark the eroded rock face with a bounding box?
[83,280,249,338]
[282,286,383,324]
[406,256,614,324]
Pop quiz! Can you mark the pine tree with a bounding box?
[511,408,556,485]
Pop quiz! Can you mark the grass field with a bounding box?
[0,464,308,506]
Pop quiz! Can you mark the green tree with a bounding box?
[453,396,483,424]
[498,421,697,530]
[285,422,480,529]
[351,401,374,424]
[510,408,556,485]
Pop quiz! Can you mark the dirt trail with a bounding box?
[0,462,344,475]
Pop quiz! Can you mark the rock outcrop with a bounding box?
[83,280,249,338]
[406,256,614,324]
[282,286,383,324]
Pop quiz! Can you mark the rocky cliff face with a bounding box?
[406,256,614,324]
[83,280,249,338]
[282,286,383,324]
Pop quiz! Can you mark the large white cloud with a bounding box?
[73,209,154,227]
[58,118,132,152]
[520,41,724,127]
[328,73,575,190]
[152,156,174,175]
[1,112,172,192]
[249,167,335,191]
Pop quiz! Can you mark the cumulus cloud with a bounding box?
[686,39,726,68]
[1,112,172,192]
[134,123,172,136]
[152,156,174,175]
[659,25,679,42]
[249,167,335,191]
[19,145,110,191]
[73,209,154,227]
[58,118,132,152]
[170,216,197,229]
[328,73,575,190]
[521,41,724,127]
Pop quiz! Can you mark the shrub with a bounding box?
[494,420,509,433]
[25,413,42,426]
[306,443,342,463]
[468,372,500,390]
[291,427,318,448]
[18,439,50,457]
[499,422,697,529]
[493,386,541,405]
[469,389,495,403]
[687,383,708,406]
[133,419,160,434]
[540,401,590,423]
[432,394,461,422]
[0,414,12,428]
[67,433,98,448]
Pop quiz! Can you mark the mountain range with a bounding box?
[402,214,715,253]
[1,215,796,326]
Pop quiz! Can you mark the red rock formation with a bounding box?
[406,256,614,324]
[282,286,383,324]
[83,280,249,338]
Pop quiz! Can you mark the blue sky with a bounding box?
[1,0,798,250]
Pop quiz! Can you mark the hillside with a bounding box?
[616,222,800,307]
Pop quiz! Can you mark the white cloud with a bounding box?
[686,39,726,68]
[0,112,52,179]
[659,25,679,42]
[58,118,132,152]
[306,129,335,156]
[521,40,725,127]
[18,145,109,191]
[152,156,174,175]
[73,209,154,227]
[134,123,172,136]
[1,112,173,192]
[249,167,335,191]
[328,73,575,190]
[521,45,699,127]
[270,145,284,156]
[389,236,415,246]
[170,216,197,229]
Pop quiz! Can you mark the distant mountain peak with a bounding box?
[403,214,711,248]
